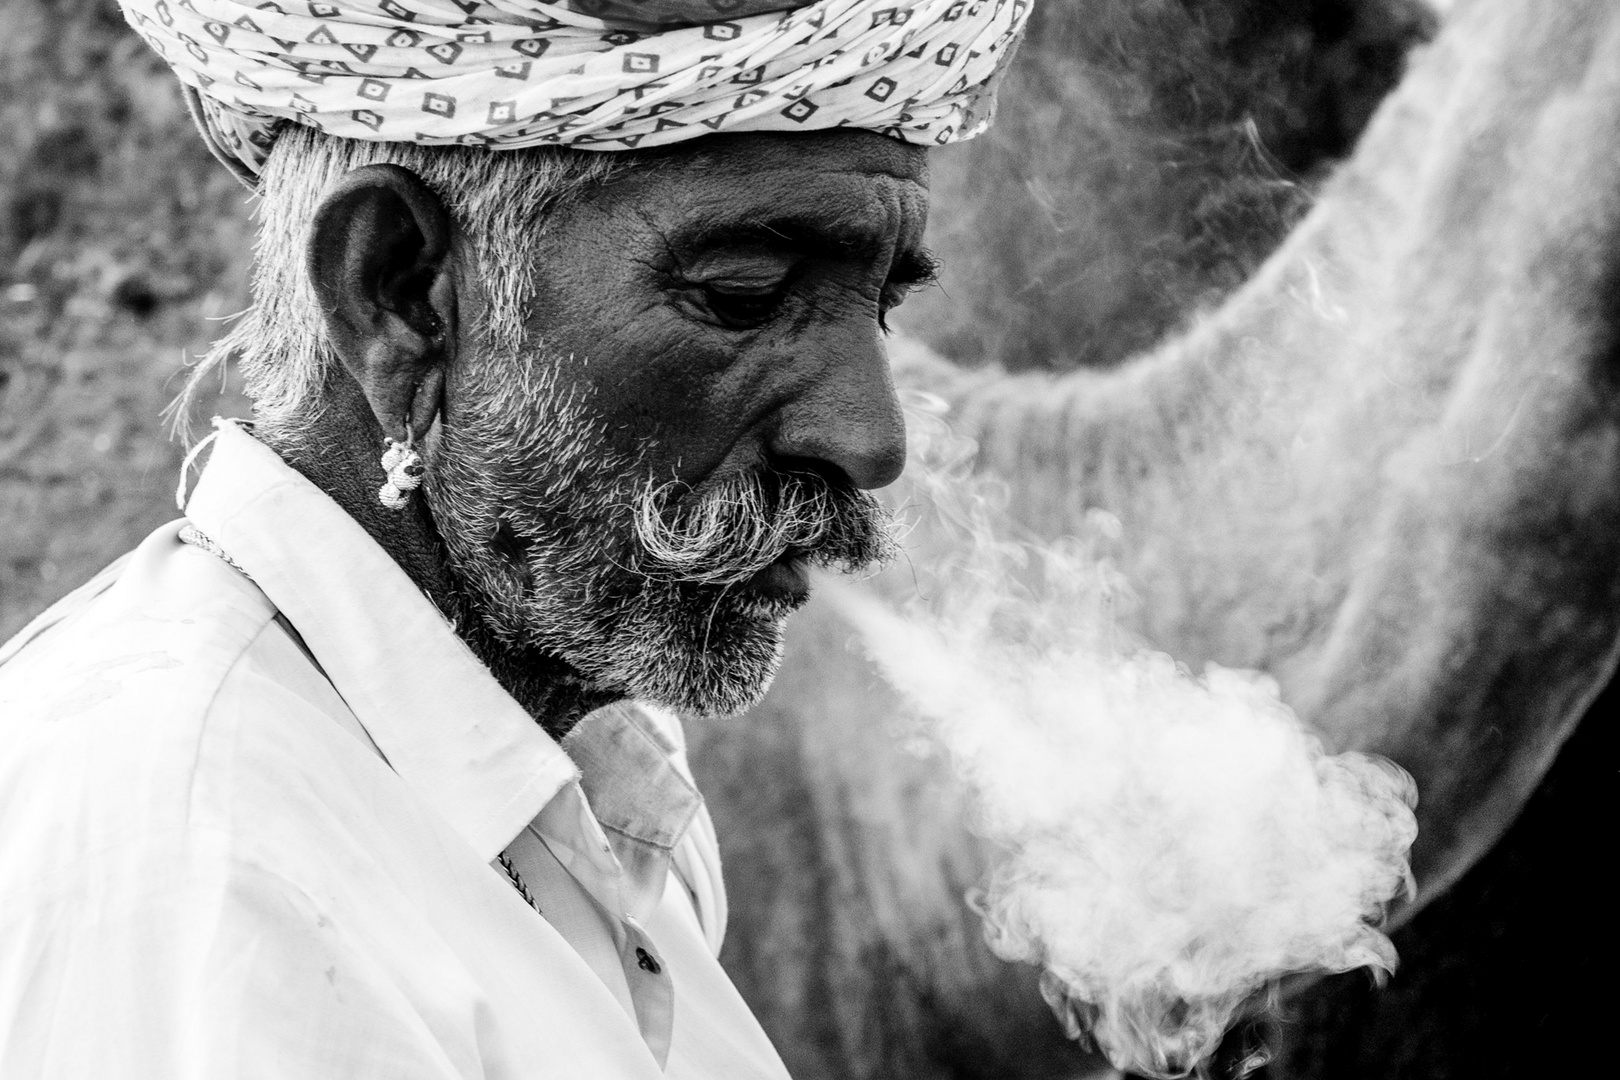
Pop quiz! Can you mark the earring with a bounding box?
[379,424,425,510]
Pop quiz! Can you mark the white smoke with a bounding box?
[829,393,1418,1078]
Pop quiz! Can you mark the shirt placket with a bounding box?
[533,784,676,1067]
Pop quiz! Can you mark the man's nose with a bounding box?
[768,331,907,490]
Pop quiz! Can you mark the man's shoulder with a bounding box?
[0,522,285,839]
[0,520,278,724]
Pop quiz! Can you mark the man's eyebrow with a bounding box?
[678,216,891,259]
[677,218,939,283]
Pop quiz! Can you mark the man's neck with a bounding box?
[255,399,615,740]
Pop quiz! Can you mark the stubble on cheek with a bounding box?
[421,353,798,716]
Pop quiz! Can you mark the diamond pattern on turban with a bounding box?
[117,0,1031,182]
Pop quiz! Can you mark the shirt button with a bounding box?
[635,947,662,975]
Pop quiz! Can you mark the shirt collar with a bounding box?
[526,701,701,925]
[184,420,574,861]
[565,702,701,855]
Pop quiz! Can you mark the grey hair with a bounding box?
[176,125,632,442]
[630,473,899,587]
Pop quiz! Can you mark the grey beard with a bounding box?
[424,351,898,718]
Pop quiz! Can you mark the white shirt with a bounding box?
[0,421,792,1080]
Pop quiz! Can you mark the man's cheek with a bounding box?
[594,322,762,449]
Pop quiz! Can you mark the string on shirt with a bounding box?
[498,852,544,916]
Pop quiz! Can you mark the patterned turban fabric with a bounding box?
[117,0,1030,181]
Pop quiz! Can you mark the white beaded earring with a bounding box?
[379,425,424,510]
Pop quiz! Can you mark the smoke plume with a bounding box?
[830,395,1418,1078]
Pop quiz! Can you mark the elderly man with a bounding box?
[0,0,1027,1075]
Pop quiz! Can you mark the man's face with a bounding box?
[425,131,932,717]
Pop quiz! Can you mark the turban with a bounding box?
[118,0,1030,182]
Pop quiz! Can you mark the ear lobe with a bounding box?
[307,163,456,442]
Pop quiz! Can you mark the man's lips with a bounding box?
[744,553,810,603]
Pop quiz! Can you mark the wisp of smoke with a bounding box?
[830,394,1418,1078]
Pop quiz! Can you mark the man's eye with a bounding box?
[701,285,783,329]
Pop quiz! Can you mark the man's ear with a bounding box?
[307,163,456,443]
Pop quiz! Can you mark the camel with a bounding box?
[688,0,1620,1075]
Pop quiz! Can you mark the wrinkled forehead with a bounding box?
[648,129,931,183]
[583,130,932,255]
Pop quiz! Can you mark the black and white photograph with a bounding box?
[0,0,1610,1076]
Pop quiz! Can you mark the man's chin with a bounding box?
[640,662,785,719]
[590,598,793,719]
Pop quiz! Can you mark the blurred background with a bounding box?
[0,0,1605,1076]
